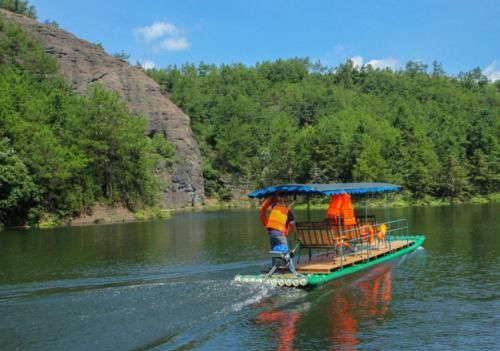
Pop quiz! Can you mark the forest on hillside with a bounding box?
[148,59,499,201]
[0,18,175,226]
[1,0,499,228]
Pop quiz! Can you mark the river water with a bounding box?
[0,204,499,350]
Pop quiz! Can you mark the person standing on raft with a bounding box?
[260,196,296,253]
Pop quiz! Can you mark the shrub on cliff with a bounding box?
[0,0,36,19]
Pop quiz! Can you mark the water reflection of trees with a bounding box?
[254,264,394,351]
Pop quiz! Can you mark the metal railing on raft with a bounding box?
[292,218,410,268]
[336,218,409,269]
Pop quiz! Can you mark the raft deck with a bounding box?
[296,239,414,274]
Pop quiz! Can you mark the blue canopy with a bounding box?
[247,183,401,198]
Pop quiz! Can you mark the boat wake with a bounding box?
[0,258,306,350]
[0,259,267,305]
[231,284,275,311]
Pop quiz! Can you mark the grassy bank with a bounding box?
[12,192,500,230]
[37,205,174,229]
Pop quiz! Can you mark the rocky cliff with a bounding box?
[1,9,204,207]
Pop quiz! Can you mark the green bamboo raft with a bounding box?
[234,235,425,288]
[235,183,426,288]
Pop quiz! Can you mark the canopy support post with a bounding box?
[386,193,390,222]
[364,199,368,224]
[307,195,311,222]
[386,192,392,249]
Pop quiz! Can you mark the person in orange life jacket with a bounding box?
[260,196,296,253]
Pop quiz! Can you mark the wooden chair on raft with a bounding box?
[294,214,389,262]
[294,221,337,262]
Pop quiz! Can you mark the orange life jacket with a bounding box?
[326,195,343,221]
[260,197,274,227]
[360,224,375,243]
[341,194,357,226]
[377,224,387,241]
[266,204,290,234]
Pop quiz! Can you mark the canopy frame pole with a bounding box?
[386,193,390,222]
[386,192,392,250]
[366,198,372,261]
[339,216,344,269]
[307,195,311,222]
[364,198,368,225]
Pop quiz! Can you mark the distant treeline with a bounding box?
[148,59,499,201]
[0,19,174,226]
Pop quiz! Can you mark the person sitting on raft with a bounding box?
[260,196,296,254]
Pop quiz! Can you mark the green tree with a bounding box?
[80,85,157,206]
[43,19,59,28]
[0,21,175,225]
[0,20,57,76]
[0,138,38,226]
[113,51,130,61]
[0,0,36,18]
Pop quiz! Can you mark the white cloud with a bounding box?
[350,56,364,68]
[349,56,400,70]
[134,20,190,52]
[483,61,500,81]
[140,60,156,70]
[135,21,178,42]
[366,58,400,70]
[158,37,190,51]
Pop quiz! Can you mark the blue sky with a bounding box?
[32,0,500,79]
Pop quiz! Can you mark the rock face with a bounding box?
[1,9,204,207]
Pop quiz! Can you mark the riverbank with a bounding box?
[3,192,498,231]
[38,204,174,229]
